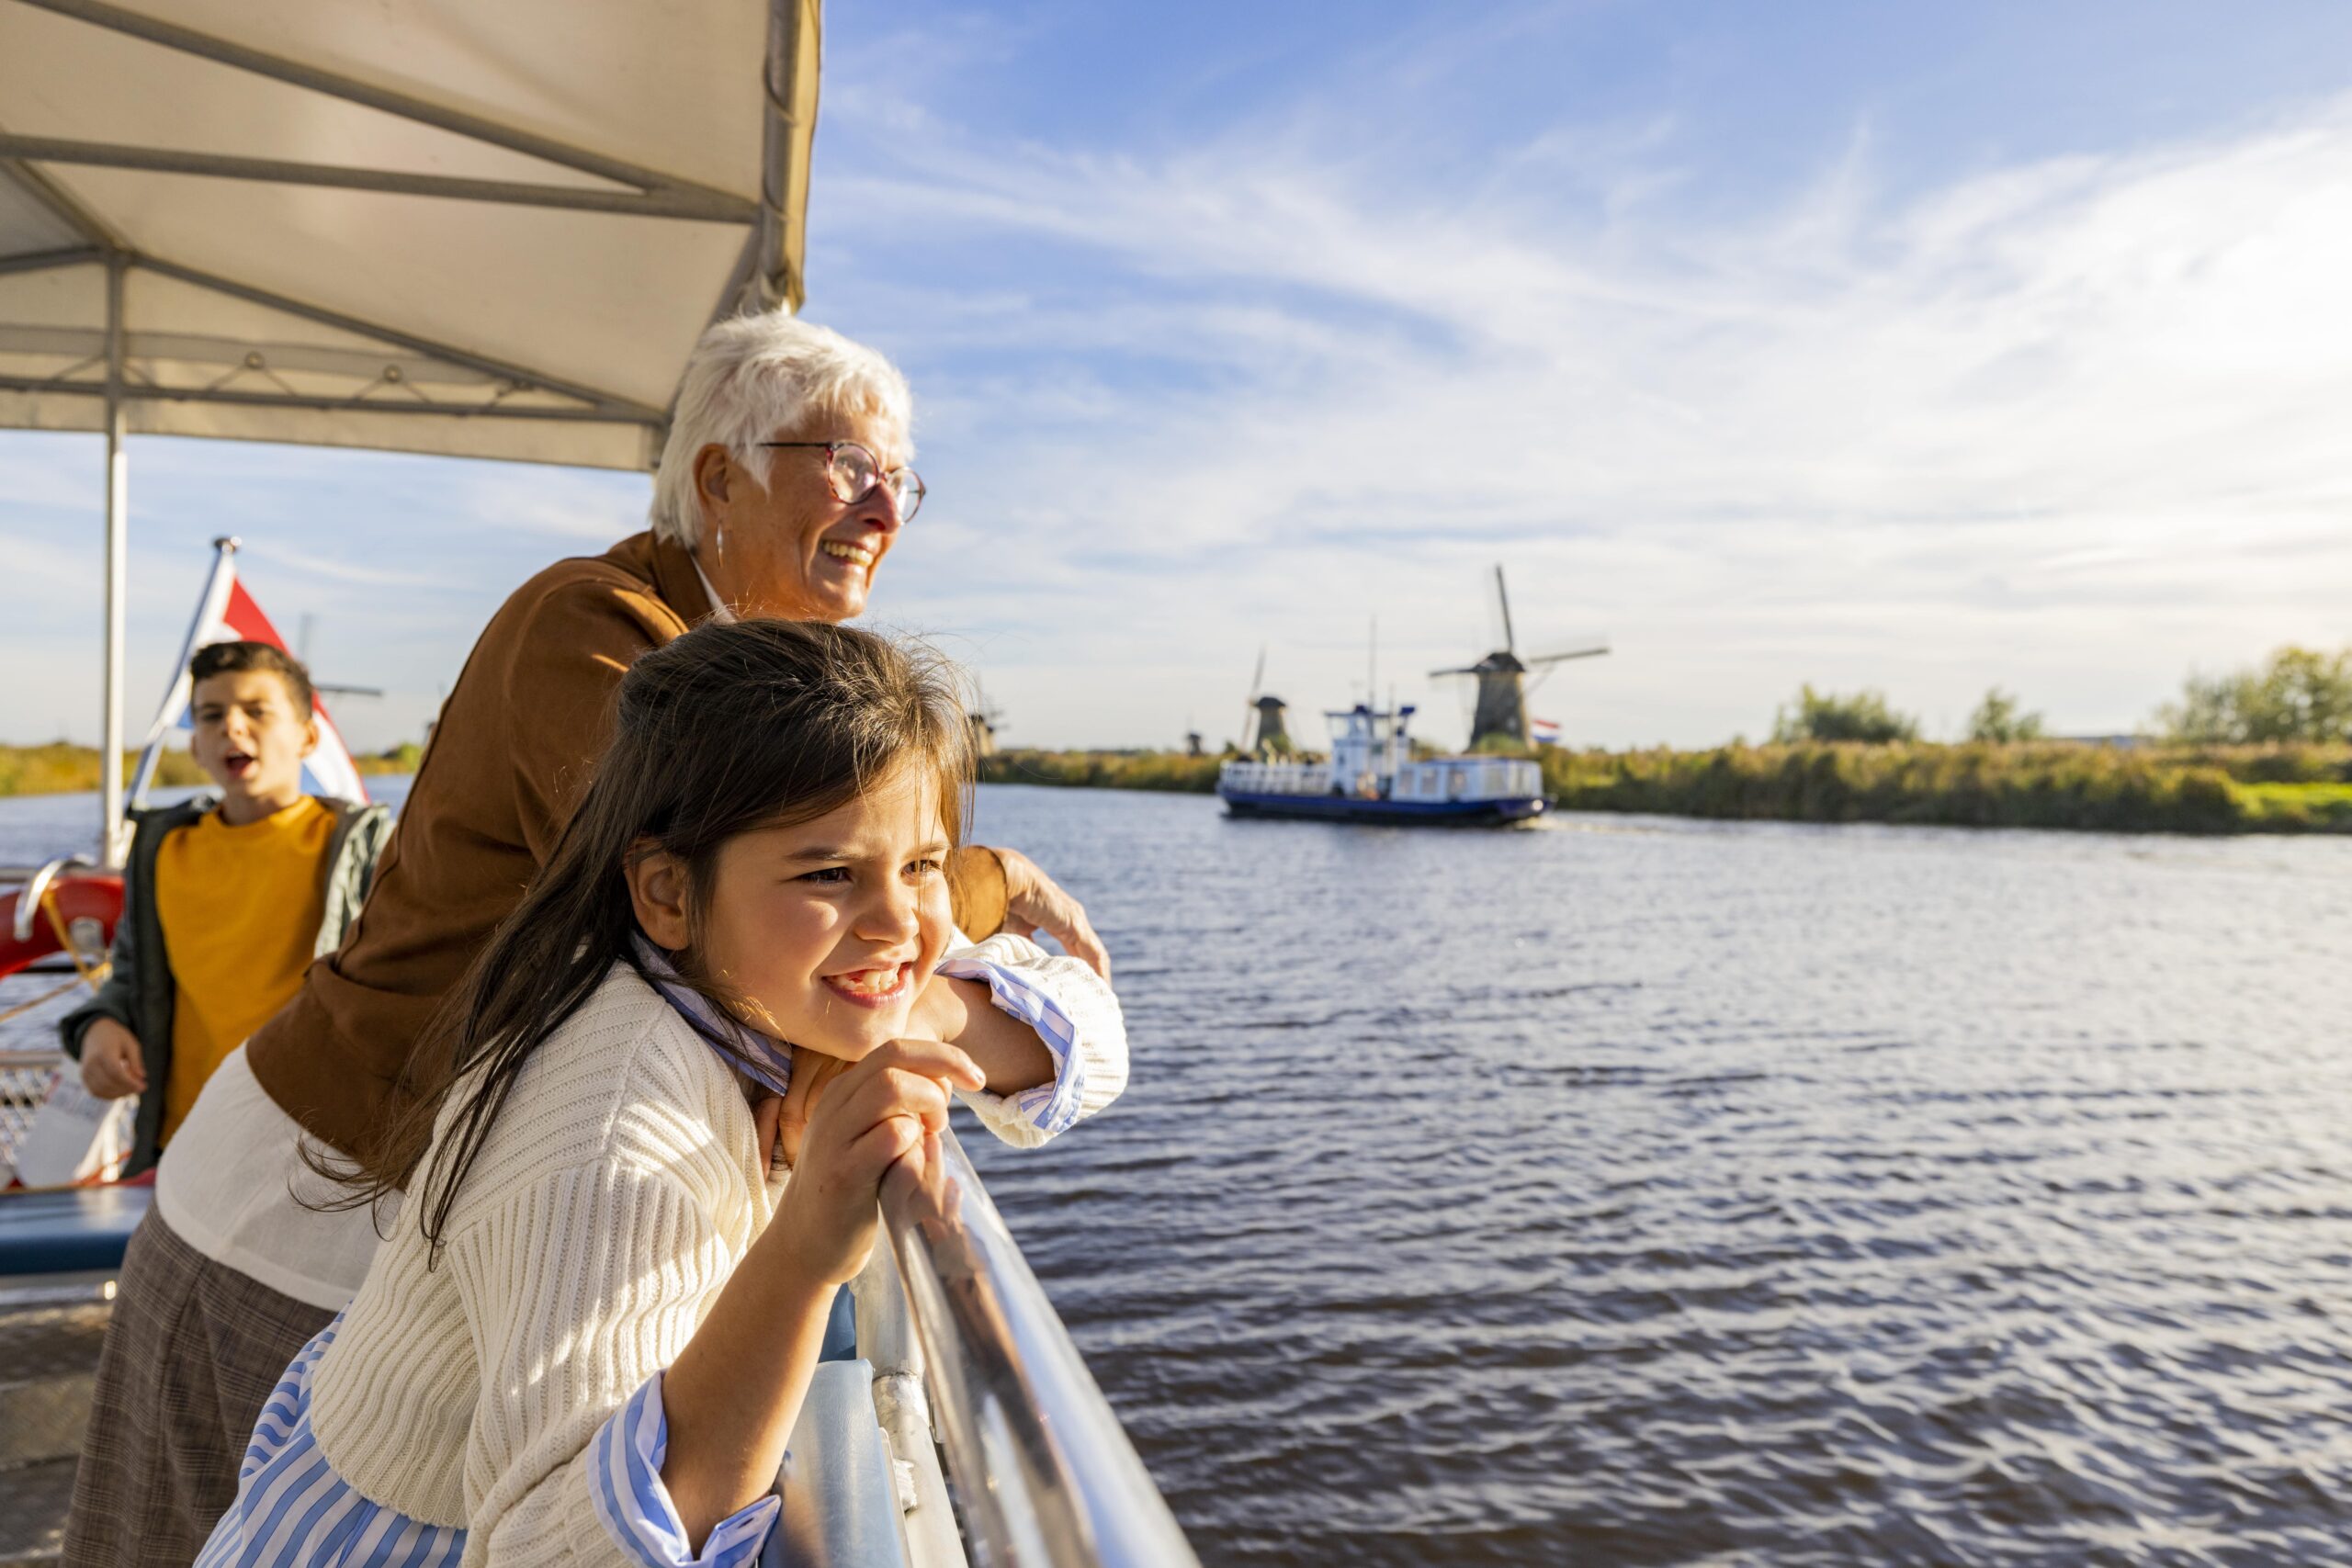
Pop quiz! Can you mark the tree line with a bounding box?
[1772,644,2351,746]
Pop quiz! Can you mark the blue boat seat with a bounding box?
[0,1184,151,1278]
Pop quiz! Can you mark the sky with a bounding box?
[6,0,2352,754]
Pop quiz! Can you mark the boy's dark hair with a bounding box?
[190,640,315,714]
[319,617,973,1250]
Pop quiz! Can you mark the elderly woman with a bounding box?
[63,315,1121,1568]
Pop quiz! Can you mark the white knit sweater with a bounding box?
[305,935,1125,1567]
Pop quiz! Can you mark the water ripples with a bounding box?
[965,789,2352,1565]
[7,784,2347,1562]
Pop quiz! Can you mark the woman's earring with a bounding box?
[715,520,726,560]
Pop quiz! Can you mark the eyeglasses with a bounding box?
[759,440,926,523]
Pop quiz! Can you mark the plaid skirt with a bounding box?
[62,1206,336,1568]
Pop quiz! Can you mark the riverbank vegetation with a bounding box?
[1772,685,1919,743]
[2157,645,2350,744]
[0,741,420,795]
[0,744,207,796]
[359,742,424,775]
[979,750,1223,794]
[979,739,2350,833]
[13,648,2346,836]
[1537,741,2351,834]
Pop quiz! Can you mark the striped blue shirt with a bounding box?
[938,955,1086,1136]
[196,1319,776,1568]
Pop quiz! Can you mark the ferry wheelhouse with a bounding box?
[1218,703,1547,826]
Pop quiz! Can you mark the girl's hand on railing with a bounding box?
[665,1040,974,1554]
[770,1038,982,1286]
[773,1044,851,1169]
[993,847,1112,978]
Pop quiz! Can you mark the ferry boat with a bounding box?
[1218,702,1547,826]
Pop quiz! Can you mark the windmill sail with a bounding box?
[1242,644,1267,751]
[1430,564,1611,749]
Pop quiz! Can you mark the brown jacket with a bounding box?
[244,531,1009,1161]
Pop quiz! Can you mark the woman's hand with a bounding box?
[78,1019,146,1100]
[994,847,1111,978]
[768,1038,982,1286]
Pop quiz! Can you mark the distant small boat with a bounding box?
[1218,703,1546,826]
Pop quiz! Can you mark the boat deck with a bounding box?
[0,1295,104,1568]
[0,972,106,1568]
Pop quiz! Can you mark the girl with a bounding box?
[195,618,1126,1568]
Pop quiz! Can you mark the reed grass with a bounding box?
[20,737,2336,834]
[0,741,420,795]
[2230,781,2352,831]
[356,742,425,776]
[981,739,2352,834]
[1537,741,2352,834]
[0,744,207,796]
[978,750,1224,794]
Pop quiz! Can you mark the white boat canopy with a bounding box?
[0,0,820,855]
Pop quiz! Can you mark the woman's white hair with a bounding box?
[650,313,914,547]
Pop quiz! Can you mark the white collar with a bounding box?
[692,552,737,625]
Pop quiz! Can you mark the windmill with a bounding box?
[1240,645,1293,758]
[967,682,1004,760]
[1429,565,1608,750]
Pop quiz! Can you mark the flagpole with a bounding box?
[100,254,129,868]
[127,536,241,809]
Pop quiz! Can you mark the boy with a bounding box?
[60,641,390,1177]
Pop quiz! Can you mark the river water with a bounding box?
[957,787,2352,1567]
[8,784,2352,1564]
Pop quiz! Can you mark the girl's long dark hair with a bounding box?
[329,617,971,1251]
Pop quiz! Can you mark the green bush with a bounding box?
[1771,684,1919,743]
[1538,740,2352,835]
[2157,645,2352,743]
[1967,688,2045,743]
[2232,781,2352,831]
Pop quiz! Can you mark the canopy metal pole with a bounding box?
[100,254,128,866]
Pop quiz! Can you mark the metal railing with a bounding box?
[0,1049,67,1178]
[864,1129,1200,1568]
[1216,761,1332,796]
[1389,757,1543,801]
[11,856,97,942]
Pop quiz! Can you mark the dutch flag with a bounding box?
[1531,717,1562,747]
[131,540,368,805]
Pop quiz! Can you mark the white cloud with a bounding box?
[811,85,2352,748]
[7,61,2347,758]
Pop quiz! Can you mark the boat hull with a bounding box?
[1219,790,1546,827]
